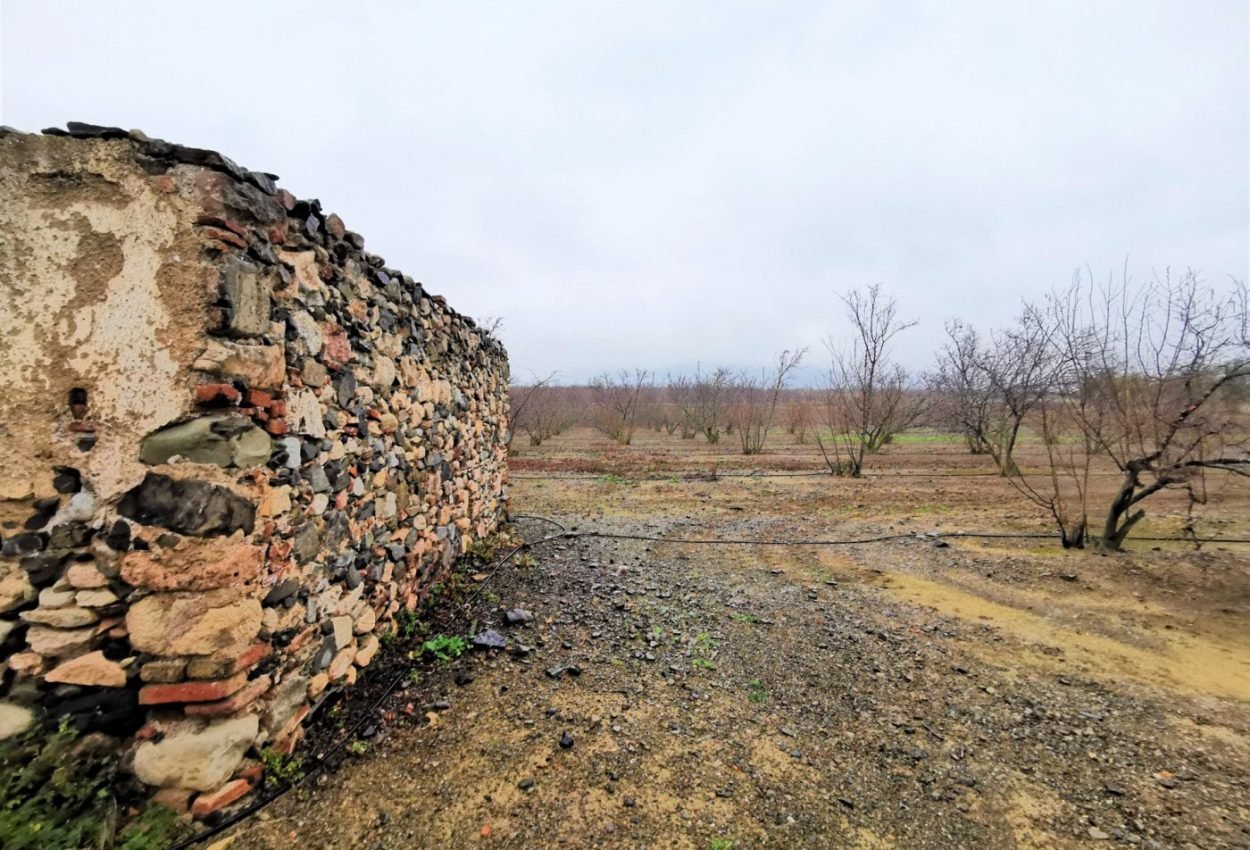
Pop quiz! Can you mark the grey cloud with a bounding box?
[3,0,1245,383]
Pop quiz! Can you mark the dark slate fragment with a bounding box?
[117,473,255,537]
[2,532,46,557]
[472,629,506,651]
[52,467,82,494]
[335,372,357,407]
[305,465,331,494]
[20,551,66,587]
[312,635,336,671]
[263,578,300,607]
[105,519,131,551]
[47,522,92,549]
[65,121,129,139]
[292,523,321,564]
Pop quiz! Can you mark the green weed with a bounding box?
[260,747,306,786]
[418,634,468,663]
[747,678,769,703]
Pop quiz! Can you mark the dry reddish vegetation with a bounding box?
[230,427,1249,850]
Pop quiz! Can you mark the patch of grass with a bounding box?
[417,634,468,663]
[468,532,515,563]
[888,431,963,445]
[709,838,735,850]
[747,678,769,703]
[260,747,306,786]
[391,607,425,641]
[598,473,638,487]
[0,717,189,850]
[115,805,186,850]
[348,740,369,756]
[731,612,763,624]
[693,631,717,652]
[691,657,716,670]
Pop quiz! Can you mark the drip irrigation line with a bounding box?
[546,528,1250,546]
[508,469,1138,481]
[508,514,569,532]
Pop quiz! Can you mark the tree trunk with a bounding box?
[1100,473,1143,551]
[1059,518,1087,549]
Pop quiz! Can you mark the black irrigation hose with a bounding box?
[172,515,1250,846]
[509,469,1144,481]
[509,470,834,480]
[507,514,570,532]
[170,524,565,849]
[550,528,1250,546]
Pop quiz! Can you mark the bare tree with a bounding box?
[666,374,698,439]
[671,365,734,444]
[590,369,650,445]
[981,305,1059,475]
[783,390,814,443]
[929,320,995,455]
[729,349,807,454]
[1004,268,1249,549]
[818,285,921,477]
[507,371,557,447]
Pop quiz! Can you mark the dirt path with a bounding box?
[226,508,1250,850]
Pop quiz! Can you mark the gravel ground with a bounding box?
[222,509,1250,850]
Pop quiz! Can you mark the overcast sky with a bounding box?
[3,1,1247,384]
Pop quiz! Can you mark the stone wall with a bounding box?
[0,124,509,816]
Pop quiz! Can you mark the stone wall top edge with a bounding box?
[0,122,507,364]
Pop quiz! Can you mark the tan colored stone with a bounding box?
[261,674,308,738]
[354,634,379,668]
[21,606,99,627]
[76,588,120,608]
[45,650,127,687]
[286,388,325,438]
[193,339,286,389]
[371,356,396,390]
[257,485,292,518]
[330,615,353,651]
[353,605,377,635]
[276,249,320,292]
[307,672,329,699]
[140,658,188,683]
[65,562,108,589]
[0,702,34,741]
[132,714,259,792]
[7,651,44,675]
[121,540,262,592]
[127,590,262,657]
[38,584,76,608]
[328,646,355,681]
[151,787,195,815]
[0,563,35,613]
[26,625,95,657]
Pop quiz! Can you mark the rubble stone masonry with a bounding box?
[0,124,509,815]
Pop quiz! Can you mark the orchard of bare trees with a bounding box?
[510,273,1248,551]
